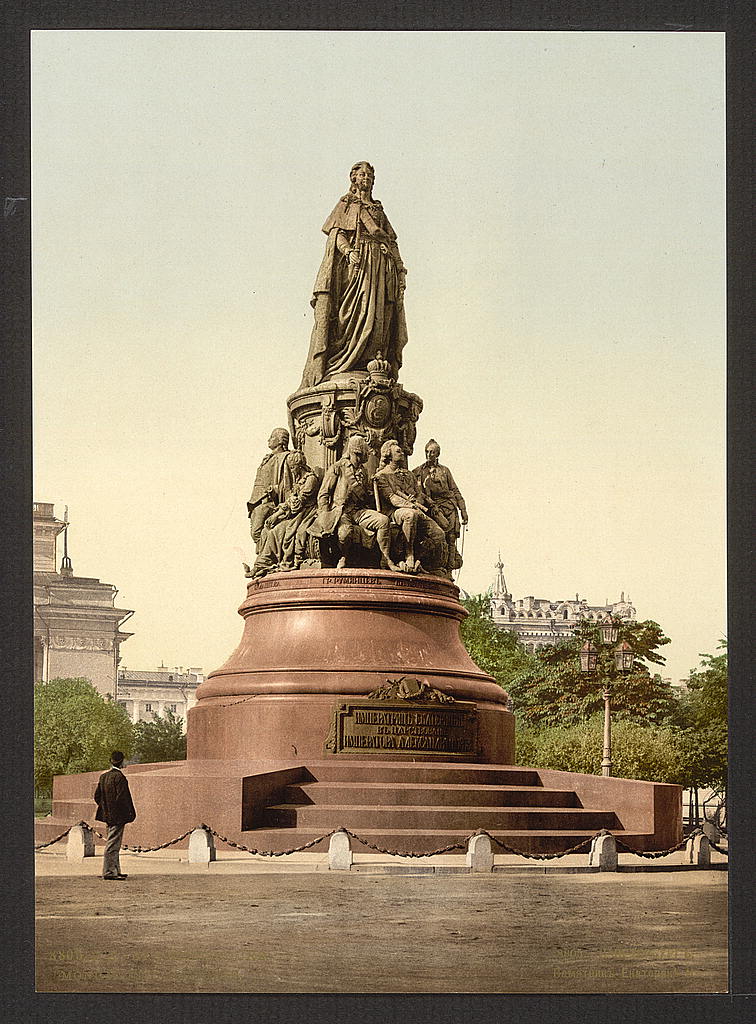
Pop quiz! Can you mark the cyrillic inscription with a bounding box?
[327,700,477,756]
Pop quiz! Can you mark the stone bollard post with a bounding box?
[466,833,494,872]
[588,832,618,871]
[685,833,711,867]
[328,830,353,871]
[188,827,216,864]
[67,823,95,861]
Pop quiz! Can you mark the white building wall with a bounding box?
[115,671,201,724]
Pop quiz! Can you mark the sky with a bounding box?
[31,30,726,685]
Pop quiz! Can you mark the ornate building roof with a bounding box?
[489,553,636,652]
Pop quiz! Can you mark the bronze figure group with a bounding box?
[245,162,468,581]
[247,432,466,580]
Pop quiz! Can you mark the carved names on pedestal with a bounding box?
[326,699,478,756]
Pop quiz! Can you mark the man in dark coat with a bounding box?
[94,751,136,880]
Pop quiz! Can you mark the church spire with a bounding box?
[493,551,510,599]
[60,505,73,577]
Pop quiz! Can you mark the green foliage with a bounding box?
[34,792,52,817]
[673,641,728,790]
[132,709,187,764]
[515,642,728,790]
[459,596,727,790]
[679,640,728,728]
[506,619,677,728]
[674,723,728,792]
[459,594,534,689]
[516,718,687,784]
[34,677,133,791]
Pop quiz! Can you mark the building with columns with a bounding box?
[488,555,636,654]
[33,501,134,696]
[115,665,203,724]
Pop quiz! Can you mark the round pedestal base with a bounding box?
[190,569,512,763]
[188,692,514,762]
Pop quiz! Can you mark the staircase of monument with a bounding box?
[35,800,99,844]
[34,760,666,855]
[244,762,649,855]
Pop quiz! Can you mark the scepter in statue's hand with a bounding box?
[347,195,363,274]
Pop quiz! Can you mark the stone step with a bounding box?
[51,798,98,821]
[35,817,100,846]
[239,826,651,856]
[280,782,580,808]
[302,763,542,786]
[261,804,620,831]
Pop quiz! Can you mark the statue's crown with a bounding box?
[366,352,394,384]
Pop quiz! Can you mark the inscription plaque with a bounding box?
[326,699,478,757]
[250,572,452,591]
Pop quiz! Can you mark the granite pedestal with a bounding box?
[38,570,682,856]
[189,568,514,763]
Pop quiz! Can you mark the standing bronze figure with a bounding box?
[300,162,408,387]
[247,428,296,550]
[413,439,468,574]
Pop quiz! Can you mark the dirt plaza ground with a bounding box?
[35,850,727,994]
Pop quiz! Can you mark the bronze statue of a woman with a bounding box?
[300,162,408,388]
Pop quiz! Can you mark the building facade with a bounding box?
[115,666,203,724]
[489,556,636,654]
[33,502,134,696]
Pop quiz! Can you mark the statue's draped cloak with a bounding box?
[247,451,295,509]
[252,469,319,575]
[300,194,408,388]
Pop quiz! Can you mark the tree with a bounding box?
[132,709,187,764]
[505,618,677,729]
[679,641,728,728]
[34,677,133,792]
[673,641,728,792]
[459,594,535,691]
[515,717,687,784]
[459,597,727,789]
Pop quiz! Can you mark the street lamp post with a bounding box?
[601,685,612,777]
[579,621,635,778]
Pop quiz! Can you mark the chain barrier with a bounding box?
[613,828,704,859]
[35,821,728,862]
[481,829,597,860]
[121,828,195,853]
[204,824,340,856]
[341,827,467,857]
[34,821,83,850]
